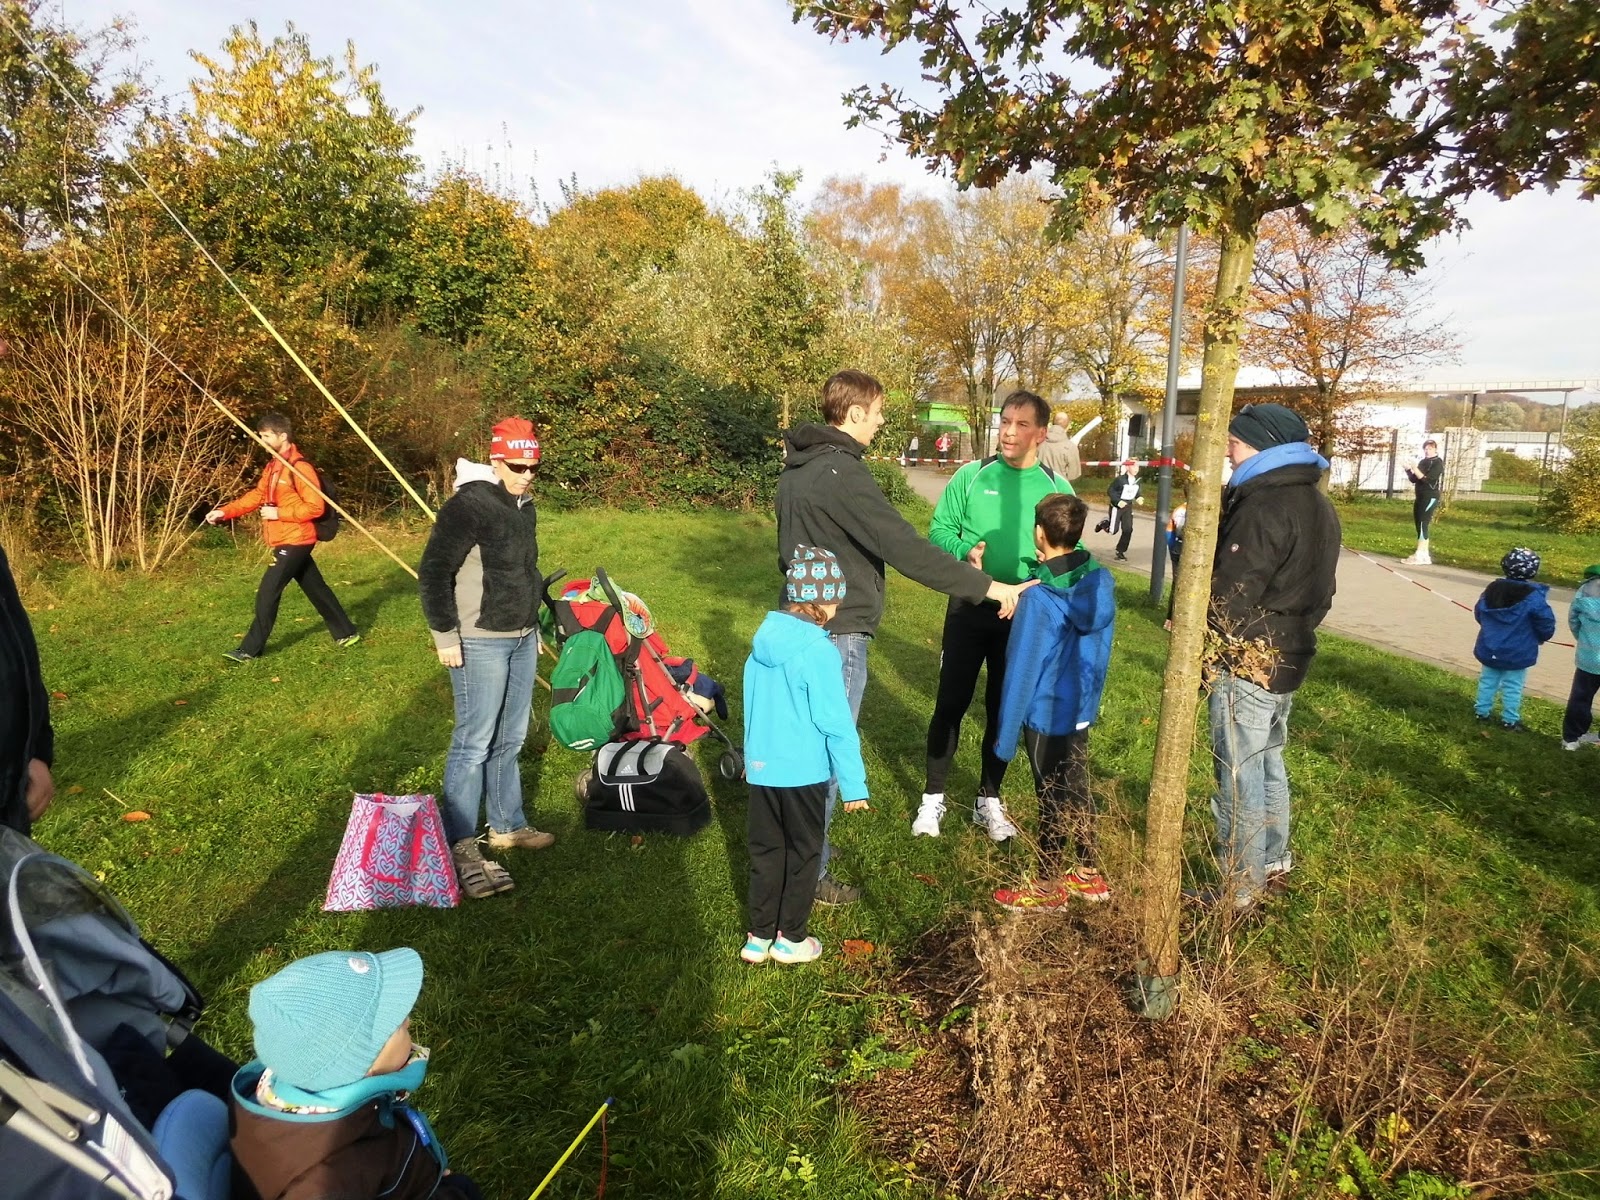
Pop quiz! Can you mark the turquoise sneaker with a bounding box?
[769,935,823,965]
[740,935,774,965]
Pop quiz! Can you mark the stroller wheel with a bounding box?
[574,767,594,803]
[718,750,744,781]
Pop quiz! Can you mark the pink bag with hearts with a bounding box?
[324,793,460,911]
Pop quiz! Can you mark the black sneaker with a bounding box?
[1114,551,1128,561]
[1475,713,1492,723]
[1501,721,1528,732]
[814,875,861,906]
[222,649,257,664]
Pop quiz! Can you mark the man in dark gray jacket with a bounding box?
[1200,403,1339,914]
[776,370,1030,903]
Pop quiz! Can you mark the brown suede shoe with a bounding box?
[486,826,556,852]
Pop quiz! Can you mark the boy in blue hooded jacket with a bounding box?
[1473,547,1557,731]
[991,494,1117,908]
[742,546,869,965]
[1562,563,1600,749]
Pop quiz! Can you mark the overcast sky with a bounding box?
[55,0,1600,405]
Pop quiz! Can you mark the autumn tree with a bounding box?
[1056,206,1175,435]
[390,169,538,346]
[792,0,1580,1016]
[1246,210,1457,463]
[140,21,418,318]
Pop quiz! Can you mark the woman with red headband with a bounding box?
[418,417,553,899]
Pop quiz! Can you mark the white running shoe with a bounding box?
[973,795,1019,842]
[1562,733,1600,750]
[912,794,946,837]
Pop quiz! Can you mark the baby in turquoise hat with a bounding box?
[228,948,481,1200]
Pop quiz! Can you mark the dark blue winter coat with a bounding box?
[994,551,1116,756]
[1473,578,1556,670]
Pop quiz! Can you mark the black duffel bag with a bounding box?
[578,740,711,836]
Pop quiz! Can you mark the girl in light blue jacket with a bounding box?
[1563,563,1600,750]
[741,546,868,966]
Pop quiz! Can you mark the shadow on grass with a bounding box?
[1306,647,1597,893]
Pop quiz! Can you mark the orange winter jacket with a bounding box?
[220,444,327,547]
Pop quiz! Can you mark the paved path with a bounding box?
[902,466,1580,705]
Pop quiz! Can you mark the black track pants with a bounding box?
[239,543,357,656]
[1022,727,1097,878]
[747,781,826,941]
[1413,494,1439,539]
[924,599,1012,797]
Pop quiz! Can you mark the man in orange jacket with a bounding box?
[206,411,360,663]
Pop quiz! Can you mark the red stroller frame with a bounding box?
[543,567,743,780]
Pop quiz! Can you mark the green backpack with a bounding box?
[548,630,626,751]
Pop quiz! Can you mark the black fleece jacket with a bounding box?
[418,481,540,640]
[1209,462,1341,694]
[776,424,990,637]
[0,543,52,836]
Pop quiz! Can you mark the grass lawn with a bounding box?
[1332,497,1600,587]
[23,504,1600,1199]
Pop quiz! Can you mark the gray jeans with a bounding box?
[1208,672,1295,898]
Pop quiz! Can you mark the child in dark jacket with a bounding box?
[1473,547,1557,731]
[741,546,869,965]
[230,948,480,1200]
[992,494,1117,907]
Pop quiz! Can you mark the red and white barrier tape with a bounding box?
[873,455,1190,470]
[1343,545,1577,649]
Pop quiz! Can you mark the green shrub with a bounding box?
[1486,449,1542,485]
[866,459,914,507]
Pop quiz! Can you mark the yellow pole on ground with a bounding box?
[526,1099,613,1200]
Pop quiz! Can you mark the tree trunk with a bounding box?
[1135,220,1259,1018]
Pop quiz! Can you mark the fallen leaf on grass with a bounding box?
[66,785,83,795]
[913,873,939,887]
[842,939,875,957]
[630,835,644,847]
[270,676,281,683]
[173,699,189,706]
[122,811,152,822]
[52,690,68,699]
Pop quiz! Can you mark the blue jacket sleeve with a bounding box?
[805,642,868,802]
[994,590,1047,762]
[1534,598,1556,644]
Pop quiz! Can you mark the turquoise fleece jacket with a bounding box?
[742,611,868,801]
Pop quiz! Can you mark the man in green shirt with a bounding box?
[914,391,1076,840]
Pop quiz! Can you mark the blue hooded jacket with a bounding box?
[994,553,1116,756]
[1473,578,1556,670]
[743,611,868,800]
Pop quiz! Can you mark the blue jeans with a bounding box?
[1209,672,1295,899]
[442,633,538,843]
[819,632,870,880]
[1475,665,1527,724]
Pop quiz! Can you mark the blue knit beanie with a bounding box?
[785,545,847,604]
[249,948,423,1092]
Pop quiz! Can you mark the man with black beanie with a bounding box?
[1198,403,1339,913]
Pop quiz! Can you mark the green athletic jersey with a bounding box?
[929,456,1075,585]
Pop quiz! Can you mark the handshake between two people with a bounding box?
[967,541,1038,619]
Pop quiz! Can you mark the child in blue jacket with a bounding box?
[741,546,869,965]
[1473,547,1557,731]
[1563,563,1600,750]
[992,494,1117,908]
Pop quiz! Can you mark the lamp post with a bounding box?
[1148,225,1188,605]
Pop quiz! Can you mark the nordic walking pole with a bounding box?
[526,1098,614,1200]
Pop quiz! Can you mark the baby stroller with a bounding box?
[544,568,743,835]
[0,826,237,1200]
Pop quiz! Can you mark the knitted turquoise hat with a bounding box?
[249,948,423,1092]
